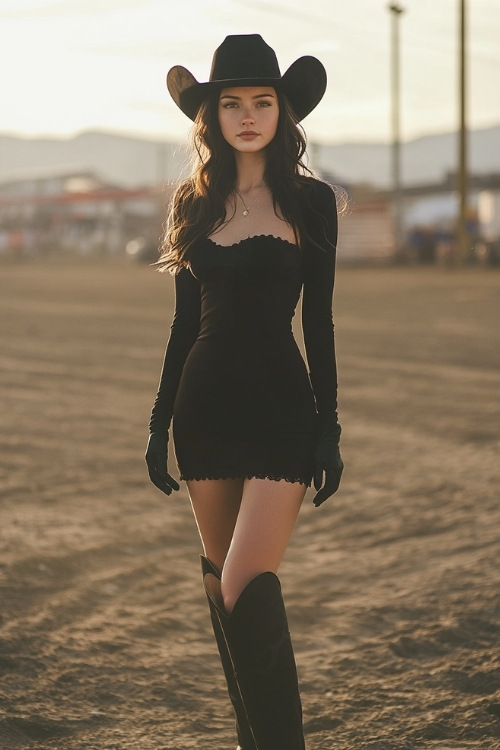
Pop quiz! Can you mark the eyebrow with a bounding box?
[219,93,276,101]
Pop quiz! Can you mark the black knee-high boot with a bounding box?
[200,556,257,750]
[204,570,305,750]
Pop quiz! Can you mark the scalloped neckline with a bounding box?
[206,234,298,249]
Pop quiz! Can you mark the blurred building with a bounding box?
[400,172,500,265]
[332,171,500,265]
[336,191,395,264]
[0,168,172,259]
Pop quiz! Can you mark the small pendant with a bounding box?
[242,209,249,216]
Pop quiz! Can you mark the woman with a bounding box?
[146,34,343,750]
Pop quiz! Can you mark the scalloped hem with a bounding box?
[180,471,311,487]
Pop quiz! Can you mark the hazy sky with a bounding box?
[1,0,499,144]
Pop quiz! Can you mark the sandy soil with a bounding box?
[0,258,499,750]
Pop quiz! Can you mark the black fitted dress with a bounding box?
[149,179,339,486]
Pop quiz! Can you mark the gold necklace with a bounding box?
[235,187,265,216]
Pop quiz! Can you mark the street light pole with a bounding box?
[457,0,469,263]
[389,4,405,257]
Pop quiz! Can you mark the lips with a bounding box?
[238,131,259,139]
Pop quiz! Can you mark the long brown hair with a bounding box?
[157,88,330,272]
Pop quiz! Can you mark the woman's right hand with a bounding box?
[145,432,180,496]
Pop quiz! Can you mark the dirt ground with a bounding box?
[0,258,499,750]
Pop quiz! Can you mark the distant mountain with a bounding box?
[317,125,500,188]
[0,131,188,189]
[1,125,499,190]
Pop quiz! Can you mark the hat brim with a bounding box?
[167,56,326,123]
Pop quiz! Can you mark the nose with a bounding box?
[241,107,255,125]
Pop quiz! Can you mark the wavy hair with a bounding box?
[157,88,337,272]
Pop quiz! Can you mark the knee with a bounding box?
[221,567,263,615]
[221,584,238,615]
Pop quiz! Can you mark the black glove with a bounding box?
[312,419,343,507]
[145,432,180,496]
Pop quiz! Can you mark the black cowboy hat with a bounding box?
[167,34,327,122]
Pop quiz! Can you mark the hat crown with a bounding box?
[209,34,281,83]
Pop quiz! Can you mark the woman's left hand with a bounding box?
[312,440,344,507]
[145,431,180,496]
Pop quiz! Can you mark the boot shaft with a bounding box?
[204,570,305,750]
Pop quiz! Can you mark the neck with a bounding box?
[234,151,267,193]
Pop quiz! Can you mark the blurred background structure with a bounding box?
[1,0,500,264]
[388,3,405,258]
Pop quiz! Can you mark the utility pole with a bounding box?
[389,4,405,257]
[457,0,469,263]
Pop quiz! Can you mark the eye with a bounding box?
[221,101,238,109]
[257,101,271,107]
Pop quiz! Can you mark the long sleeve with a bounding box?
[301,180,339,432]
[148,266,201,435]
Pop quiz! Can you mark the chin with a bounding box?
[233,141,269,154]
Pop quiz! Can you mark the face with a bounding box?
[218,86,279,153]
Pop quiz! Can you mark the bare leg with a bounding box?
[188,478,257,749]
[191,476,307,749]
[186,478,244,572]
[221,478,307,613]
[187,476,306,610]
